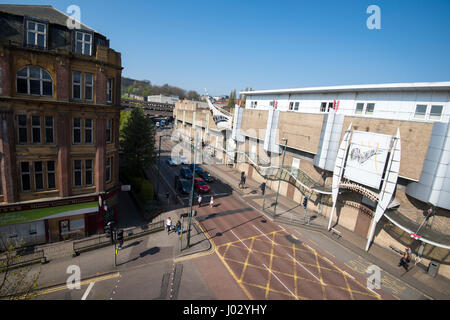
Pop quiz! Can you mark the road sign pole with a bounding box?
[187,132,198,248]
[273,138,288,218]
[114,229,117,267]
[157,135,162,201]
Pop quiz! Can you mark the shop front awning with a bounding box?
[0,202,98,226]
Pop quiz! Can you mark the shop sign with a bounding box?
[343,131,392,189]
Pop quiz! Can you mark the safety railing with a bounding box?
[0,250,46,270]
[73,220,165,255]
[239,151,332,195]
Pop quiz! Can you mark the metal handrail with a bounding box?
[73,220,165,252]
[0,250,45,267]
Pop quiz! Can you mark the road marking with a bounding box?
[81,282,95,300]
[231,230,250,250]
[367,287,381,298]
[252,225,273,242]
[211,192,230,197]
[291,234,298,240]
[263,263,298,299]
[35,272,120,297]
[322,256,334,265]
[287,253,323,284]
[305,244,315,252]
[278,225,285,231]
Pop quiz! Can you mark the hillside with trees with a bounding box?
[121,77,200,100]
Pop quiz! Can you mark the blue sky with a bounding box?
[4,0,450,95]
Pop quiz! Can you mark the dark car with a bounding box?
[175,176,191,194]
[197,170,214,182]
[189,164,203,174]
[180,167,193,179]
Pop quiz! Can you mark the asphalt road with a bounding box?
[156,130,232,206]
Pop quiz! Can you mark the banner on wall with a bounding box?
[343,131,392,189]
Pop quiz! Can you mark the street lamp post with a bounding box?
[156,134,171,202]
[187,132,198,248]
[273,138,288,217]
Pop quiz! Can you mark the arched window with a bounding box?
[16,66,53,97]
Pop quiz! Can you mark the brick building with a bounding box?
[0,5,122,247]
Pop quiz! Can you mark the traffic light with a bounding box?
[302,197,308,209]
[106,221,115,244]
[260,182,266,196]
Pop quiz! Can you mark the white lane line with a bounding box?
[230,230,250,250]
[263,264,297,299]
[252,225,273,242]
[291,234,299,240]
[322,256,334,265]
[287,254,323,285]
[305,244,316,252]
[211,192,229,197]
[81,282,95,300]
[278,225,286,231]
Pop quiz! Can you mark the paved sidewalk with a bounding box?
[19,187,211,293]
[207,163,450,300]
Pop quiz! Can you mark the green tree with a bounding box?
[141,86,151,98]
[186,90,200,101]
[119,111,131,144]
[120,105,156,175]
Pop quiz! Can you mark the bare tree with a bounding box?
[0,237,40,300]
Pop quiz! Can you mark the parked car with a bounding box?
[194,178,210,193]
[189,164,204,174]
[180,167,193,180]
[175,176,191,194]
[197,170,214,183]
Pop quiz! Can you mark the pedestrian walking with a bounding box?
[405,247,412,263]
[166,217,172,234]
[198,194,202,208]
[176,220,181,237]
[398,251,409,271]
[209,196,214,208]
[239,171,246,189]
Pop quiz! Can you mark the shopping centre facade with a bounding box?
[174,82,450,277]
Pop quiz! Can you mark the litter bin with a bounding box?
[428,261,440,278]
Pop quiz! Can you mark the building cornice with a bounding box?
[240,82,450,96]
[0,95,123,110]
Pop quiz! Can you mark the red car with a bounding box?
[194,178,210,193]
